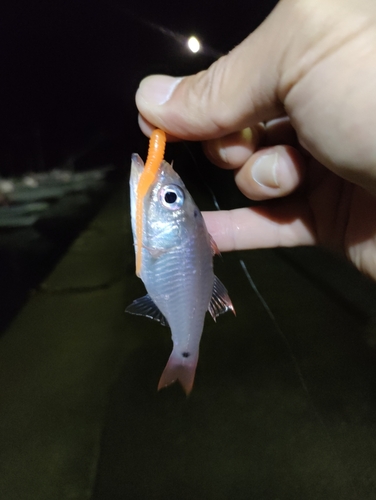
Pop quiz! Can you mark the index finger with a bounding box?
[203,200,316,251]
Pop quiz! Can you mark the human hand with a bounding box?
[135,0,376,280]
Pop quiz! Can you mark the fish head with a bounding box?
[130,154,205,255]
[130,153,144,243]
[145,159,204,251]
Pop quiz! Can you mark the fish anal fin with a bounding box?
[208,275,236,321]
[158,351,198,396]
[125,294,168,327]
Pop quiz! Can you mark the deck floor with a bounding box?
[1,182,376,500]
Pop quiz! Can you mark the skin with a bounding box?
[135,0,376,280]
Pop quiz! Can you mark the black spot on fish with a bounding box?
[182,352,190,358]
[193,209,199,218]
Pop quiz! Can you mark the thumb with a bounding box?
[135,3,290,140]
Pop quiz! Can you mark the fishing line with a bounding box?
[182,142,220,210]
[186,140,359,494]
[186,145,322,389]
[239,258,312,397]
[239,257,360,497]
[184,141,312,393]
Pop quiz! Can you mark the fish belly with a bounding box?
[142,234,213,394]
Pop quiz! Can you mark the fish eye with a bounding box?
[159,184,185,210]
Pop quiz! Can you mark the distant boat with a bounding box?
[0,166,114,227]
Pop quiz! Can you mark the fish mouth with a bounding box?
[130,153,144,188]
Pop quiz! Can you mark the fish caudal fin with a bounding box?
[158,351,198,396]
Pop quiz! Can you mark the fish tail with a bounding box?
[157,350,198,396]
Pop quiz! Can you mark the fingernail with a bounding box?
[216,139,228,163]
[252,153,279,188]
[137,75,183,106]
[218,143,228,163]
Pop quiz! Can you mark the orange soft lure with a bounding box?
[135,129,166,276]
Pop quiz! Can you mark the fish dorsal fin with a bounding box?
[208,275,236,321]
[125,294,169,327]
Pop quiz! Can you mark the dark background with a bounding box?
[0,0,278,333]
[3,0,375,336]
[0,0,278,176]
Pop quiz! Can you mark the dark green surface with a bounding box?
[1,183,376,499]
[0,186,133,499]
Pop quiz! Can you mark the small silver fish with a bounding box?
[126,151,235,394]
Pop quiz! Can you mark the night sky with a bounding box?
[0,0,278,175]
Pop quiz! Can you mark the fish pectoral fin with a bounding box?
[143,245,169,259]
[209,234,221,256]
[208,275,236,321]
[125,294,169,327]
[143,242,183,259]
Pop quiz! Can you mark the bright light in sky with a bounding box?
[187,36,200,53]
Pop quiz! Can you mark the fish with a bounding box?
[126,129,235,394]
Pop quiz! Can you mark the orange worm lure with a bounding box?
[135,129,166,276]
